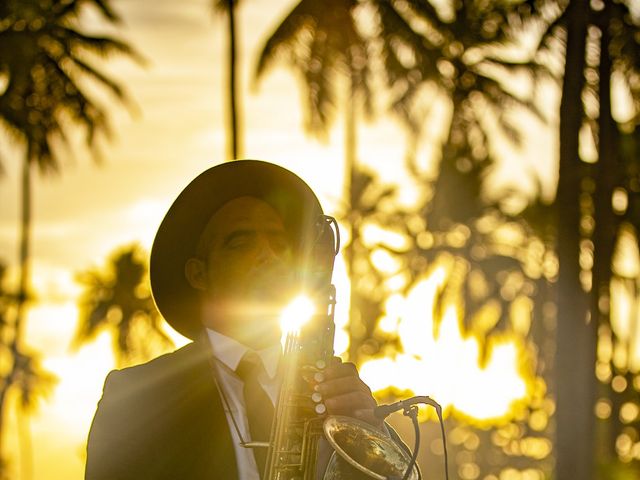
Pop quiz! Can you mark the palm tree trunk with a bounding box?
[0,156,32,464]
[18,408,33,480]
[556,1,595,479]
[344,84,361,363]
[16,156,31,347]
[592,6,620,462]
[226,0,242,160]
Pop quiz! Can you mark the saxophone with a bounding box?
[262,216,419,480]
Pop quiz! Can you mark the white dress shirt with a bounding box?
[205,330,390,479]
[205,328,280,480]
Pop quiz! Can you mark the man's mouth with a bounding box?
[248,266,295,299]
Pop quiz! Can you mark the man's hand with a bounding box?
[317,358,384,429]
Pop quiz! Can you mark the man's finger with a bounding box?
[324,361,358,380]
[318,376,371,398]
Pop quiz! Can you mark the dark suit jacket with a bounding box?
[85,339,416,480]
[85,340,239,480]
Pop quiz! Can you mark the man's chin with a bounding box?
[233,320,282,350]
[202,294,294,348]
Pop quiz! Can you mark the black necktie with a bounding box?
[236,353,275,479]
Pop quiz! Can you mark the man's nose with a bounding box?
[255,235,286,264]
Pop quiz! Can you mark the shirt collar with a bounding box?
[205,328,280,379]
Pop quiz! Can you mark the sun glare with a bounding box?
[359,265,535,425]
[280,295,316,339]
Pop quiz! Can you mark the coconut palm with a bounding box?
[255,0,380,360]
[366,0,546,217]
[213,0,243,160]
[0,261,56,478]
[256,0,549,350]
[361,0,553,368]
[255,0,373,136]
[256,1,563,477]
[0,0,139,468]
[74,244,173,367]
[526,0,640,475]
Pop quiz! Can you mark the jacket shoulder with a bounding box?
[85,341,215,479]
[105,341,213,396]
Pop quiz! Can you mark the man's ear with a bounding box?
[185,258,207,291]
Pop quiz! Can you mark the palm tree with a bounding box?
[255,0,550,353]
[257,2,563,477]
[0,0,139,467]
[361,0,553,376]
[213,0,243,160]
[0,261,56,479]
[370,1,638,475]
[528,0,640,475]
[255,0,379,361]
[367,0,545,212]
[257,2,589,477]
[74,244,173,367]
[538,1,592,477]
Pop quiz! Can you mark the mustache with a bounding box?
[246,264,295,298]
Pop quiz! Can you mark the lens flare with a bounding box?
[280,295,316,338]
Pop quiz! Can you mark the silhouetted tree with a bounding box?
[366,0,640,475]
[74,244,173,367]
[0,261,56,478]
[0,0,138,469]
[256,5,557,477]
[362,0,551,374]
[255,0,381,361]
[258,2,640,477]
[214,0,243,159]
[529,0,640,475]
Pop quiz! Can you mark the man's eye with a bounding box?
[226,233,255,249]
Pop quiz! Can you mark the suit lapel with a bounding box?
[170,336,239,480]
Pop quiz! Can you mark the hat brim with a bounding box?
[150,160,324,340]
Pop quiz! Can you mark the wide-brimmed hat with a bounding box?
[150,160,324,340]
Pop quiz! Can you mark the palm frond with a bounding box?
[256,0,371,135]
[12,349,57,412]
[0,0,138,174]
[89,0,122,23]
[73,245,173,366]
[53,27,142,62]
[255,0,317,78]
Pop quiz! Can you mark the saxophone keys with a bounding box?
[314,403,327,415]
[300,366,324,384]
[311,392,322,403]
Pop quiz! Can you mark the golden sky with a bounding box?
[0,0,558,478]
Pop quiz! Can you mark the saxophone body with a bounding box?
[263,284,337,480]
[262,216,418,480]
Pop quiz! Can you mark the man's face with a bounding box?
[191,196,296,347]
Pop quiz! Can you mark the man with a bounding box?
[85,160,396,479]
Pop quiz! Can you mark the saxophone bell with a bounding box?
[323,416,420,480]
